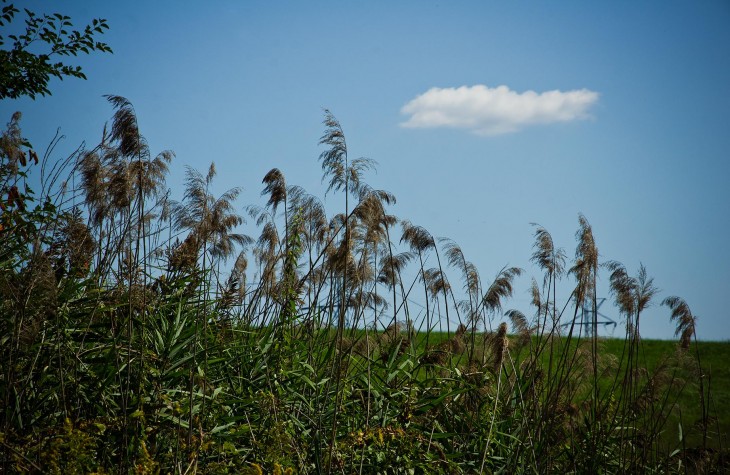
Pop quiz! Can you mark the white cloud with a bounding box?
[400,84,599,135]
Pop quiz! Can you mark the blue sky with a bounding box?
[2,1,729,340]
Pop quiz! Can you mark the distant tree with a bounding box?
[0,1,112,100]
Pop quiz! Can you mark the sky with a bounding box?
[2,1,729,340]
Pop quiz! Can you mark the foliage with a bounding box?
[0,1,112,99]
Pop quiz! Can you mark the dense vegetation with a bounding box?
[1,4,727,473]
[0,100,727,474]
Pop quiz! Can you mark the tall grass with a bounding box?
[0,103,726,473]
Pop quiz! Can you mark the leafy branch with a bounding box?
[0,2,112,100]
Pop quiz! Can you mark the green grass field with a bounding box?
[626,338,730,450]
[354,327,730,454]
[412,332,730,449]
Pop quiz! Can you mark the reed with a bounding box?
[0,104,725,474]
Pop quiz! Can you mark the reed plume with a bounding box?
[49,207,95,278]
[318,110,375,199]
[261,168,287,215]
[506,309,531,349]
[172,163,249,264]
[570,214,598,306]
[531,224,566,283]
[492,322,509,374]
[663,296,697,350]
[481,266,522,317]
